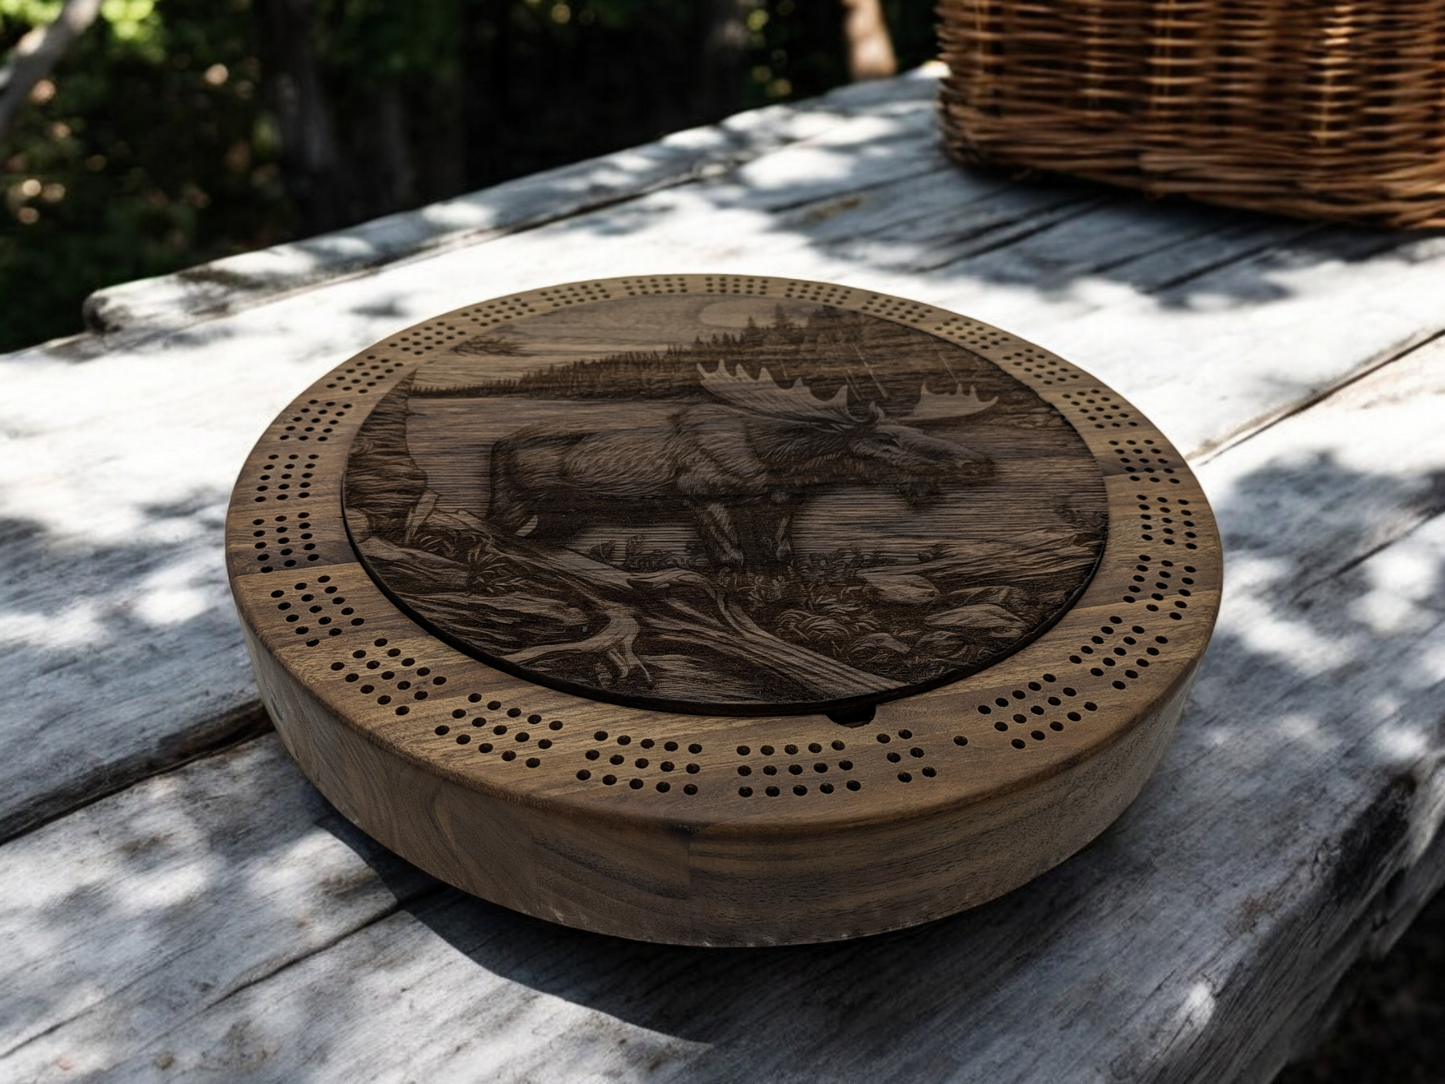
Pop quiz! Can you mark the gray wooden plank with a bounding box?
[6,68,1445,848]
[0,78,955,842]
[3,336,1442,1082]
[0,738,437,1078]
[449,153,1438,468]
[767,151,1336,309]
[80,71,944,338]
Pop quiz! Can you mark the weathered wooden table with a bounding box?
[3,68,1443,1081]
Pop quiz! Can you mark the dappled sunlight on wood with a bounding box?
[2,69,1445,1081]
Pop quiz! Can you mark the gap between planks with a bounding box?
[1192,322,1445,465]
[3,77,1442,855]
[77,74,944,342]
[2,335,1443,1082]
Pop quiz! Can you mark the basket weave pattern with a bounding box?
[937,0,1445,228]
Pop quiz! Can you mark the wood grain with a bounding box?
[341,296,1107,714]
[4,71,1445,1078]
[5,69,1441,846]
[228,275,1221,945]
[3,334,1440,1081]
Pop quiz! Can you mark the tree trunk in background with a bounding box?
[0,0,102,144]
[462,0,510,189]
[699,0,749,120]
[351,84,415,216]
[413,72,467,205]
[841,0,897,81]
[254,0,352,235]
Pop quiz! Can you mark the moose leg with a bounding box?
[526,510,583,545]
[486,489,532,535]
[692,501,746,567]
[486,458,534,535]
[768,493,802,564]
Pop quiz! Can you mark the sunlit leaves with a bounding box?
[0,0,65,28]
[99,0,161,55]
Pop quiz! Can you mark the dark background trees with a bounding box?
[0,0,938,352]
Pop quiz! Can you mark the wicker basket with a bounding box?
[936,0,1445,228]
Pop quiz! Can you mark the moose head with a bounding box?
[696,362,997,506]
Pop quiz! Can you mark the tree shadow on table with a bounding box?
[322,443,1445,1083]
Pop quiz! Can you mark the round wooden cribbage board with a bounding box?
[227,275,1221,946]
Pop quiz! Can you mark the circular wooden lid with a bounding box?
[339,294,1107,717]
[226,275,1221,946]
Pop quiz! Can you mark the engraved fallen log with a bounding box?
[354,503,1097,708]
[355,510,899,704]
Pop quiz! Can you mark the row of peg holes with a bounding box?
[336,638,444,715]
[703,276,770,295]
[264,577,359,648]
[578,730,700,793]
[252,452,317,513]
[960,477,1206,749]
[308,591,970,795]
[1065,389,1138,429]
[873,729,936,783]
[1069,612,1168,700]
[447,695,562,771]
[326,355,399,394]
[1055,473,1205,730]
[278,400,349,444]
[302,569,774,794]
[459,297,536,328]
[973,675,1093,750]
[992,353,1179,748]
[617,275,688,295]
[249,380,338,577]
[1112,437,1175,480]
[247,383,344,564]
[252,510,321,572]
[393,321,467,356]
[782,281,853,305]
[539,282,613,307]
[252,388,343,582]
[1006,348,1082,386]
[1124,455,1198,732]
[289,561,1173,772]
[934,318,1007,353]
[1067,391,1196,742]
[461,709,561,769]
[331,630,575,773]
[267,560,1183,779]
[287,561,708,795]
[736,738,857,796]
[1124,550,1195,618]
[859,294,934,325]
[1137,493,1199,550]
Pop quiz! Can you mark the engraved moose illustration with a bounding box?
[487,363,997,567]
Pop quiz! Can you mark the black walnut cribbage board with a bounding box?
[226,275,1221,946]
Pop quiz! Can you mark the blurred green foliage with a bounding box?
[1,0,287,349]
[0,0,937,352]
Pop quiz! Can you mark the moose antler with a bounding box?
[908,382,997,421]
[698,363,862,424]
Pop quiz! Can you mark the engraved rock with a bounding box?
[856,570,941,605]
[853,632,912,655]
[925,603,1028,638]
